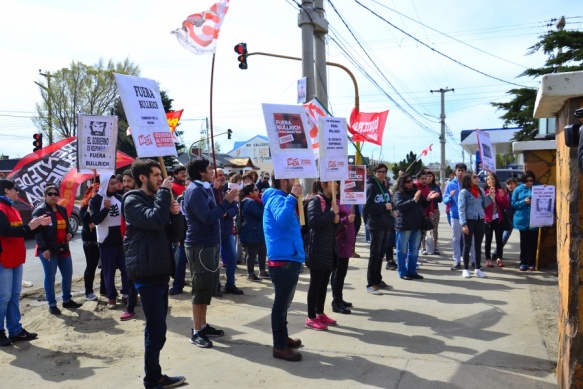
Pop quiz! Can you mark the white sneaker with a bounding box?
[474,269,487,278]
[462,269,471,278]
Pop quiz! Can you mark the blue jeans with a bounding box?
[396,229,422,277]
[0,263,23,337]
[171,244,187,292]
[364,224,370,241]
[99,245,129,299]
[220,234,237,288]
[270,261,301,350]
[39,253,73,307]
[136,282,168,389]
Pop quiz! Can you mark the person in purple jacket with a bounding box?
[331,198,356,314]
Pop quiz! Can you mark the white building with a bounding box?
[227,135,273,174]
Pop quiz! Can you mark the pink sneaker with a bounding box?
[120,311,136,321]
[305,317,328,331]
[316,313,337,326]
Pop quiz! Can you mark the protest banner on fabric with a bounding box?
[318,116,348,181]
[171,0,230,55]
[9,137,133,216]
[476,129,496,172]
[77,114,118,171]
[303,98,329,158]
[340,165,367,205]
[262,103,317,179]
[348,108,389,146]
[114,74,177,158]
[530,185,555,228]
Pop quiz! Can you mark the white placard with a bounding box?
[530,185,555,228]
[297,77,307,104]
[114,73,177,158]
[77,114,118,171]
[476,130,496,172]
[340,165,367,205]
[262,103,317,179]
[318,117,348,181]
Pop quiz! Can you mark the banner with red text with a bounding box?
[348,108,389,146]
[114,73,177,158]
[9,137,133,216]
[318,117,348,181]
[262,103,317,179]
[340,165,367,205]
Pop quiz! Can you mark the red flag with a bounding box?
[420,144,433,157]
[348,108,389,146]
[166,110,183,133]
[303,99,329,157]
[9,137,134,216]
[171,0,230,55]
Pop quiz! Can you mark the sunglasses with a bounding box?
[404,179,413,183]
[472,176,478,179]
[46,192,59,197]
[525,179,534,183]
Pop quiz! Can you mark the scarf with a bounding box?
[470,186,479,198]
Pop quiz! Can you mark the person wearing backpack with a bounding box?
[238,184,268,281]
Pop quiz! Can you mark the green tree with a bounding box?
[34,58,140,141]
[391,152,424,180]
[491,30,583,141]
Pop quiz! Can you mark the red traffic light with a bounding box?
[234,43,248,70]
[32,133,43,152]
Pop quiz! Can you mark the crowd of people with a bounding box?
[0,159,543,388]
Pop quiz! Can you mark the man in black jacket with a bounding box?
[122,160,185,389]
[362,164,393,295]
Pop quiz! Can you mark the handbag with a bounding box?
[421,216,434,231]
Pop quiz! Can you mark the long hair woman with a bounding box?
[511,170,539,271]
[458,173,492,279]
[238,183,268,281]
[483,173,509,268]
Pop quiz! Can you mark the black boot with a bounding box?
[331,300,351,314]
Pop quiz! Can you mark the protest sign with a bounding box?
[77,114,118,170]
[297,77,307,104]
[114,74,177,158]
[476,130,496,172]
[262,103,317,179]
[530,185,555,228]
[303,98,328,158]
[318,116,348,181]
[340,165,366,205]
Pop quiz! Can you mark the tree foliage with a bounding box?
[391,151,424,180]
[34,58,140,142]
[491,29,583,142]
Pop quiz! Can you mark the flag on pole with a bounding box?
[348,108,389,146]
[420,143,433,156]
[171,0,230,55]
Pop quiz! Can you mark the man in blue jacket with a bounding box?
[262,174,303,362]
[443,163,475,270]
[183,160,238,349]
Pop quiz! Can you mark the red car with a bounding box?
[13,199,81,234]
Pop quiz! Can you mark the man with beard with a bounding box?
[120,169,138,321]
[123,160,185,389]
[171,165,188,198]
[90,175,128,310]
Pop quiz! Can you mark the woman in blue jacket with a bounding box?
[238,184,267,281]
[511,171,538,271]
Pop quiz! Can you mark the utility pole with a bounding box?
[430,88,453,190]
[298,0,328,193]
[37,70,54,145]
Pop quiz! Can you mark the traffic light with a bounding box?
[32,133,43,152]
[227,129,232,139]
[234,43,248,70]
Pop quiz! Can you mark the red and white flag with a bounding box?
[303,99,329,158]
[171,0,230,55]
[420,144,433,156]
[348,108,389,146]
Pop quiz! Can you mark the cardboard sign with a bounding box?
[262,103,317,179]
[476,130,496,172]
[318,116,348,181]
[114,73,177,158]
[340,165,366,204]
[77,114,118,171]
[530,185,555,228]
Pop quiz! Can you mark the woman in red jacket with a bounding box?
[0,179,50,346]
[484,173,510,268]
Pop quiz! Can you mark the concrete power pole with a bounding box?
[298,0,328,193]
[430,88,453,190]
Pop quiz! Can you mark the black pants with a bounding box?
[386,227,396,261]
[307,268,332,318]
[485,219,504,261]
[353,207,362,237]
[519,229,539,267]
[368,229,389,287]
[83,244,104,296]
[127,279,138,313]
[331,257,349,303]
[244,243,266,275]
[463,219,485,270]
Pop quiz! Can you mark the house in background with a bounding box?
[227,135,272,175]
[459,127,522,171]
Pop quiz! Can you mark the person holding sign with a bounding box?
[362,164,393,295]
[483,173,510,268]
[511,171,539,271]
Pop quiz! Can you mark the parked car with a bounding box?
[477,169,524,190]
[13,199,81,234]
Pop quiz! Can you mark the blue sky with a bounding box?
[0,0,579,163]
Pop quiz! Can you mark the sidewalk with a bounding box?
[3,212,558,389]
